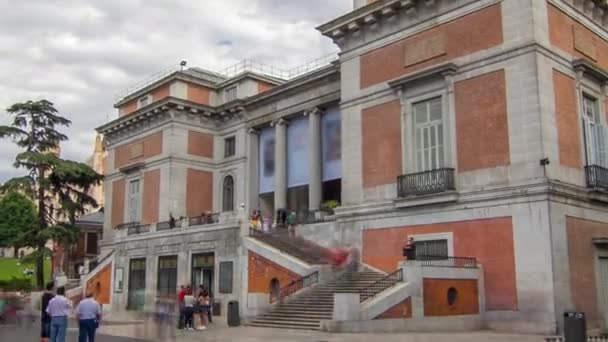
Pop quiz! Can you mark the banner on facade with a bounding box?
[259,127,275,194]
[287,116,309,188]
[322,106,341,181]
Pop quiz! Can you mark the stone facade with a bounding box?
[94,0,608,334]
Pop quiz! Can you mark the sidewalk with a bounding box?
[99,315,549,342]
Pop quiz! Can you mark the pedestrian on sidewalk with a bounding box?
[155,294,176,342]
[75,292,101,342]
[46,286,71,342]
[183,287,195,330]
[40,282,55,342]
[177,285,186,329]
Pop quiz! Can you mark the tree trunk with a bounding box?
[36,166,46,289]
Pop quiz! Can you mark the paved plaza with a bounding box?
[0,316,553,342]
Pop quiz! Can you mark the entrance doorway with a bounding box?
[158,256,178,297]
[127,258,146,311]
[598,256,608,330]
[192,253,214,297]
[269,278,280,300]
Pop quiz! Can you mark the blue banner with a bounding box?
[322,106,341,181]
[259,127,275,194]
[287,116,309,188]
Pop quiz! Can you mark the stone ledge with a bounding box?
[394,191,459,208]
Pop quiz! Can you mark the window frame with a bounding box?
[127,178,142,223]
[137,95,152,109]
[224,86,238,103]
[402,89,452,175]
[222,175,235,212]
[578,82,608,168]
[224,136,236,158]
[409,232,454,257]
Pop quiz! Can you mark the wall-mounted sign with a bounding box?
[259,127,275,194]
[219,261,233,294]
[114,267,124,293]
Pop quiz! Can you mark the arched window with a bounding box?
[222,176,235,212]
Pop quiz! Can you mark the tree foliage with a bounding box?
[0,191,37,249]
[0,100,103,288]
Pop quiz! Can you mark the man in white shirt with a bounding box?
[46,286,71,342]
[75,292,101,342]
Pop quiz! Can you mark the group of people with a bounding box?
[250,209,296,235]
[41,283,101,342]
[177,285,212,331]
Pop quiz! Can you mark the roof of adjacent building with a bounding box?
[75,210,104,226]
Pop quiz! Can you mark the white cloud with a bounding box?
[0,0,351,183]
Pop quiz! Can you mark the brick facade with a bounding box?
[86,264,112,304]
[360,4,503,89]
[114,131,163,169]
[362,217,517,311]
[455,70,510,172]
[361,100,402,188]
[187,131,214,158]
[553,70,582,168]
[111,179,125,228]
[186,168,213,217]
[247,251,300,293]
[142,169,160,225]
[423,278,479,317]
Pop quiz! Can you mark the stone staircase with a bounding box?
[249,270,385,330]
[250,230,329,265]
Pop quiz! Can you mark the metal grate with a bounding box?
[397,168,455,197]
[359,269,403,302]
[585,164,608,190]
[416,255,478,268]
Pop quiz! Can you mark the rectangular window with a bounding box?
[224,136,236,158]
[128,179,141,223]
[582,94,608,167]
[157,256,178,296]
[128,258,146,311]
[413,97,444,172]
[225,86,237,102]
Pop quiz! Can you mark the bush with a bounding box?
[0,277,33,292]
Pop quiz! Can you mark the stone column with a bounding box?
[273,119,288,212]
[247,129,260,213]
[306,108,323,211]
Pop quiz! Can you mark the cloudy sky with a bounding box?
[0,0,351,182]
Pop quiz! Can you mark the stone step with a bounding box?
[261,312,332,320]
[248,322,320,330]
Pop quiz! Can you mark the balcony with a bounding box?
[585,165,608,190]
[126,223,151,236]
[397,168,455,197]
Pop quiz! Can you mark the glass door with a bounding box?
[192,253,214,297]
[157,256,178,297]
[127,258,146,311]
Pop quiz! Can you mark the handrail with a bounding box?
[359,269,403,302]
[270,271,319,304]
[416,255,477,268]
[189,213,219,226]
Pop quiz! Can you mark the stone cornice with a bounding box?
[317,0,416,42]
[572,58,608,84]
[388,62,458,89]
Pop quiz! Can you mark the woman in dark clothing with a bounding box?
[40,282,55,342]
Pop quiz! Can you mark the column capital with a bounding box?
[303,107,323,117]
[271,118,289,127]
[248,128,260,135]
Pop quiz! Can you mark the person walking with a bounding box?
[183,287,195,330]
[46,286,71,342]
[75,292,101,342]
[40,282,55,342]
[177,285,186,329]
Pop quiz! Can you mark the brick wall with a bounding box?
[360,4,503,88]
[375,297,412,319]
[553,70,582,168]
[257,82,275,94]
[119,100,138,117]
[187,131,214,158]
[423,278,479,316]
[142,169,160,225]
[114,131,163,169]
[362,217,517,311]
[247,251,300,293]
[566,216,608,325]
[186,169,213,217]
[548,3,608,69]
[361,100,402,188]
[455,70,510,172]
[187,83,211,105]
[111,179,125,228]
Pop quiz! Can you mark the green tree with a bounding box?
[0,191,38,255]
[0,100,103,288]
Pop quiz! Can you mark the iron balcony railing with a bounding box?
[397,168,455,197]
[114,222,139,230]
[156,218,182,231]
[359,269,403,302]
[127,223,151,236]
[188,213,219,226]
[416,255,478,268]
[585,164,608,190]
[270,271,319,304]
